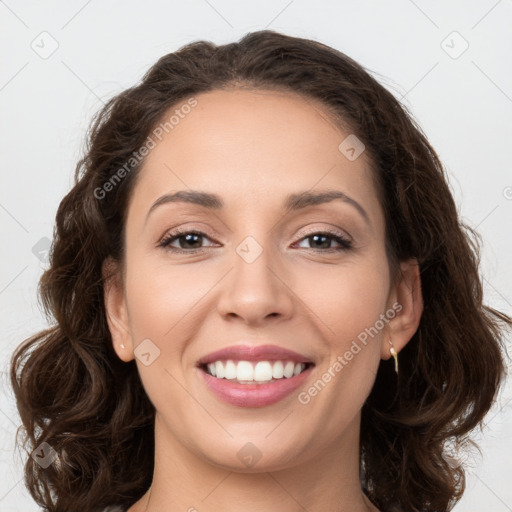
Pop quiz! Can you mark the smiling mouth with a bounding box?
[199,360,315,385]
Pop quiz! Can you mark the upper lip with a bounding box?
[197,344,315,366]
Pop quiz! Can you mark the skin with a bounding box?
[104,88,423,512]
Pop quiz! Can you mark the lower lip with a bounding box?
[198,366,313,407]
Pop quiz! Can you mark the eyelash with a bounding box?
[157,227,353,253]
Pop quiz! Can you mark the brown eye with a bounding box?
[295,232,352,251]
[158,230,217,252]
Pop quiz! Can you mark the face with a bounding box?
[105,88,420,472]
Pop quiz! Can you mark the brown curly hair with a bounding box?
[10,29,510,512]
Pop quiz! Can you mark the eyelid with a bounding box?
[292,227,353,251]
[295,224,352,242]
[156,224,219,246]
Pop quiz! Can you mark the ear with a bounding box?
[102,257,134,362]
[381,258,423,360]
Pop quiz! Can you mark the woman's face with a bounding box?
[106,88,416,471]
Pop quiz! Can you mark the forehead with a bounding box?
[127,88,383,231]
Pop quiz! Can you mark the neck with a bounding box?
[129,413,378,512]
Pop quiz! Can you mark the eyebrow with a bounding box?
[145,189,370,226]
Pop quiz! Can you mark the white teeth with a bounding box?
[283,361,295,378]
[224,360,237,379]
[204,360,307,382]
[215,361,225,379]
[293,363,303,376]
[272,360,284,379]
[254,361,273,382]
[236,361,254,381]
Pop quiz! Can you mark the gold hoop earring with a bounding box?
[388,338,398,374]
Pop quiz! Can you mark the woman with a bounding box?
[10,30,510,512]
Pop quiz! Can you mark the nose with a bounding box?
[216,241,294,327]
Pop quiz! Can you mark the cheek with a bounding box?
[122,254,208,403]
[124,253,213,339]
[296,258,390,345]
[294,257,389,410]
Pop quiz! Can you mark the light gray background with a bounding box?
[1,1,511,510]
